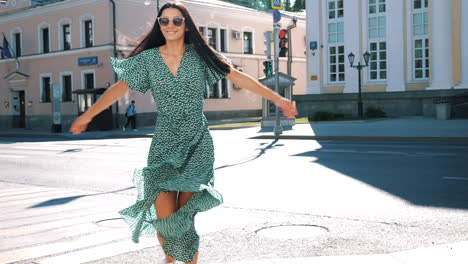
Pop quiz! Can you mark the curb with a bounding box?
[250,135,468,142]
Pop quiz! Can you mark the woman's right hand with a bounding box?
[69,115,92,135]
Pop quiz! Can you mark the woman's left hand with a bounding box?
[276,98,298,119]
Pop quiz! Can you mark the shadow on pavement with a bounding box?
[292,140,468,210]
[215,139,282,170]
[29,186,135,208]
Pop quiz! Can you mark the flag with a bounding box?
[2,32,13,58]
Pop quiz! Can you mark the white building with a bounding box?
[299,0,468,118]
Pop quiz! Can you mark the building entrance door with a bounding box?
[11,91,26,128]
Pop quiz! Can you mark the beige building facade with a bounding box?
[0,0,306,131]
[299,0,468,118]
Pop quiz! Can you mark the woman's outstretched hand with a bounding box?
[69,115,92,135]
[276,98,298,119]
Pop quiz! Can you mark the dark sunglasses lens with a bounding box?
[173,17,184,26]
[159,17,169,26]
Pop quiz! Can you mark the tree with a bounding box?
[283,0,291,11]
[221,0,271,12]
[292,0,305,11]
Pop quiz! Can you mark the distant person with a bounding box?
[123,100,137,131]
[69,2,297,264]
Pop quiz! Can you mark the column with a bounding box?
[306,0,322,94]
[427,0,454,90]
[386,0,405,91]
[456,0,468,88]
[343,0,361,93]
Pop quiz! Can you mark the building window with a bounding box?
[412,0,429,80]
[328,0,344,19]
[205,79,229,99]
[41,76,51,103]
[84,73,94,89]
[329,45,345,82]
[199,26,205,36]
[414,38,429,79]
[62,75,72,102]
[328,22,344,43]
[369,42,387,80]
[84,20,93,48]
[368,16,386,38]
[207,27,217,50]
[221,78,229,98]
[41,27,50,53]
[327,0,345,83]
[413,0,428,9]
[63,24,71,50]
[14,32,21,57]
[369,0,385,14]
[243,32,252,54]
[413,12,428,36]
[220,29,227,52]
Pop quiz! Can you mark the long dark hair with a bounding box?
[128,1,230,76]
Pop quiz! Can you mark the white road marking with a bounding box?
[34,237,158,264]
[0,154,26,158]
[443,177,468,181]
[0,229,133,264]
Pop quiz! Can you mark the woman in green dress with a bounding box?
[70,2,297,264]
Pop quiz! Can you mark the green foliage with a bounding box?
[291,0,305,11]
[221,0,272,12]
[283,0,292,11]
[220,0,304,12]
[365,106,387,118]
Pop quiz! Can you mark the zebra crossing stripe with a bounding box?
[0,212,120,237]
[0,189,80,203]
[34,237,158,264]
[0,229,138,264]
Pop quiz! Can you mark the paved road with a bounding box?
[1,129,467,263]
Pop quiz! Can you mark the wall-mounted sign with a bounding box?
[78,56,98,66]
[310,41,318,50]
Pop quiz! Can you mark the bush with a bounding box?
[365,106,387,118]
[308,111,345,121]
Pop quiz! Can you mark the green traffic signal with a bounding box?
[263,60,273,77]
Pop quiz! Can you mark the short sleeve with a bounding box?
[110,52,151,94]
[205,51,233,86]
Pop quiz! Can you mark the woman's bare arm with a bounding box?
[70,80,129,134]
[226,67,298,118]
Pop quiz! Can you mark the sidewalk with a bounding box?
[1,116,467,141]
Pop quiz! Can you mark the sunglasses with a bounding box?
[158,16,185,27]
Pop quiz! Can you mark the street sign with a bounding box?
[273,9,281,23]
[271,0,283,10]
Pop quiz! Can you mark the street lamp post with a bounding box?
[348,51,371,118]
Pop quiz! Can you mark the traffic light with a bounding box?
[263,31,272,59]
[263,60,273,77]
[278,29,288,57]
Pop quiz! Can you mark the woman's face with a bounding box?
[158,8,187,42]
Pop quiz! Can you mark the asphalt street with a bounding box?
[1,127,468,263]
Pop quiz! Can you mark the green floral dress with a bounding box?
[110,44,230,262]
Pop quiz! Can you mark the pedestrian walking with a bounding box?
[123,100,137,131]
[69,2,297,263]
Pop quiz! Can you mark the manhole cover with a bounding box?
[256,224,328,239]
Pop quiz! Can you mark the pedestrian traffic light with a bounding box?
[278,29,288,57]
[263,31,272,59]
[263,60,273,77]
